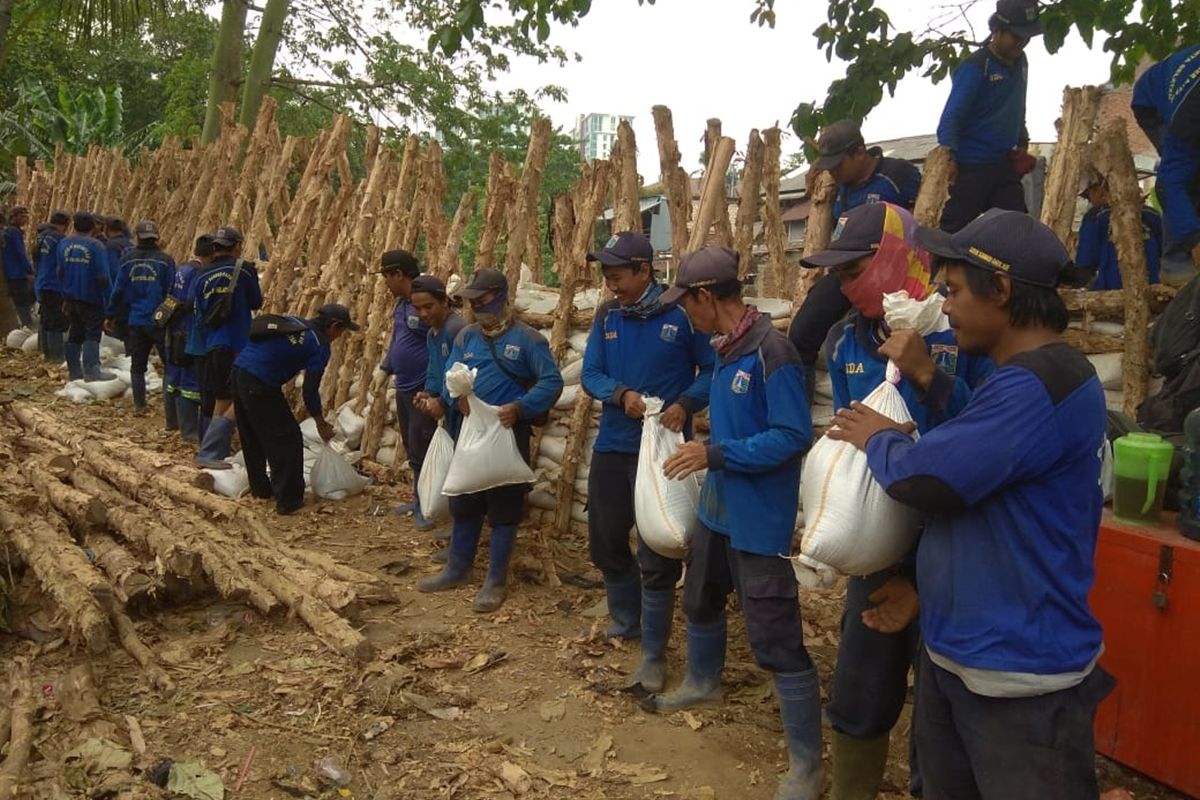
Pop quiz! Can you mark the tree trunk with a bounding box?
[201,0,250,145]
[0,658,33,798]
[611,121,641,235]
[734,129,764,281]
[687,136,735,252]
[913,146,954,228]
[1041,86,1101,243]
[652,106,690,261]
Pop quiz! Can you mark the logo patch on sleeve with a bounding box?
[407,314,421,329]
[731,369,752,394]
[930,343,959,374]
[503,344,521,360]
[605,330,619,340]
[660,323,679,342]
[441,342,450,357]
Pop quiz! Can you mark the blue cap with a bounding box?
[587,230,653,267]
[915,209,1069,288]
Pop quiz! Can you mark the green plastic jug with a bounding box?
[1113,432,1174,524]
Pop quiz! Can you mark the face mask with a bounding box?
[474,288,507,317]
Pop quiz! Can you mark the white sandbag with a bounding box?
[55,382,95,403]
[83,378,128,401]
[800,365,922,576]
[811,404,835,428]
[334,404,365,450]
[634,397,702,559]
[20,332,39,353]
[310,444,369,500]
[571,501,587,523]
[528,488,558,511]
[814,374,833,402]
[99,333,125,357]
[206,464,250,498]
[561,358,583,386]
[376,445,397,466]
[5,327,31,349]
[442,393,536,495]
[539,435,566,464]
[417,424,455,520]
[790,552,838,590]
[380,427,399,448]
[568,331,589,354]
[543,423,569,439]
[1087,353,1122,391]
[574,478,588,496]
[882,290,950,334]
[299,417,322,444]
[554,384,579,410]
[104,354,132,371]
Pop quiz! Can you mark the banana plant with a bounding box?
[0,77,151,163]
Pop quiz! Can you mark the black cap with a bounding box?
[410,274,448,297]
[915,209,1069,288]
[813,120,866,172]
[72,211,95,230]
[661,247,740,305]
[50,209,71,225]
[991,0,1042,39]
[456,267,508,299]
[135,220,160,241]
[800,203,887,268]
[316,303,360,331]
[212,225,243,247]
[8,206,27,216]
[587,230,654,267]
[377,249,420,277]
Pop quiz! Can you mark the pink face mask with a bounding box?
[837,204,933,319]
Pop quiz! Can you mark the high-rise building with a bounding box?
[574,113,633,161]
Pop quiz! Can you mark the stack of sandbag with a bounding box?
[52,354,162,404]
[208,419,369,500]
[5,326,34,350]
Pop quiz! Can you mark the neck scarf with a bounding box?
[475,286,512,337]
[620,281,665,319]
[711,304,763,358]
[840,203,933,320]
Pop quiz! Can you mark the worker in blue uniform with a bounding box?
[1075,172,1164,290]
[802,202,992,800]
[829,209,1113,799]
[232,304,356,514]
[3,206,34,329]
[163,235,211,441]
[106,220,176,414]
[1132,44,1200,272]
[419,267,563,614]
[936,0,1042,233]
[56,212,116,382]
[34,210,70,362]
[578,230,714,693]
[102,216,133,340]
[645,247,821,800]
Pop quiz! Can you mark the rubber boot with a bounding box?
[641,617,726,713]
[417,515,482,592]
[197,414,211,446]
[45,330,63,363]
[830,730,890,800]
[164,390,179,431]
[413,496,435,532]
[195,416,235,468]
[604,569,642,639]
[64,341,84,380]
[82,340,116,382]
[131,371,147,411]
[473,523,516,613]
[177,399,200,442]
[624,588,674,693]
[774,668,824,800]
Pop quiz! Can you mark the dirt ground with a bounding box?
[0,348,1187,800]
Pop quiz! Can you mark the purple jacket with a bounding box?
[383,297,429,392]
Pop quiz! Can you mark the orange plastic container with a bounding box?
[1091,511,1200,797]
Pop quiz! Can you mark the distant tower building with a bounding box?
[574,113,633,161]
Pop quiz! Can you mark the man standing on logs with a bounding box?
[56,212,116,382]
[106,221,176,415]
[646,248,821,800]
[790,120,922,399]
[935,0,1042,233]
[193,225,263,467]
[418,267,563,614]
[3,206,34,331]
[34,210,70,362]
[578,231,715,692]
[378,249,437,529]
[231,304,352,514]
[1132,45,1200,273]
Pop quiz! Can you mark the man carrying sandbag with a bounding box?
[646,247,821,800]
[829,210,1112,799]
[801,202,991,800]
[579,231,715,691]
[231,304,356,514]
[417,267,563,613]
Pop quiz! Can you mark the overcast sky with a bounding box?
[492,0,1118,178]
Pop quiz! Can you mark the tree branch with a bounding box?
[270,76,407,90]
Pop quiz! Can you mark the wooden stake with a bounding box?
[687,136,735,252]
[652,105,691,260]
[913,145,955,228]
[1041,86,1102,243]
[760,127,789,299]
[611,120,641,234]
[504,117,553,294]
[704,119,735,246]
[476,151,514,268]
[735,129,764,281]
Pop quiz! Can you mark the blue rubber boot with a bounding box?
[417,515,482,592]
[641,617,726,713]
[603,569,643,639]
[177,398,201,442]
[624,588,674,692]
[164,390,179,430]
[131,370,148,410]
[473,524,516,613]
[44,330,64,363]
[64,342,84,380]
[197,414,211,445]
[82,340,116,381]
[195,416,235,468]
[773,668,824,800]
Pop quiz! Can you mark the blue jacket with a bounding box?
[384,298,430,393]
[441,322,564,426]
[1133,46,1200,252]
[107,246,176,327]
[699,316,812,557]
[425,312,467,437]
[1076,205,1164,290]
[56,235,110,306]
[937,47,1028,165]
[34,225,64,294]
[192,256,263,354]
[831,153,922,218]
[166,261,201,398]
[104,234,132,286]
[582,297,715,454]
[3,225,32,280]
[234,318,331,417]
[865,342,1106,675]
[824,314,993,435]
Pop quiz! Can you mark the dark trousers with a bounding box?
[396,387,437,483]
[6,276,33,326]
[37,289,68,332]
[200,347,234,419]
[915,649,1115,800]
[940,160,1027,233]
[232,367,304,511]
[447,422,532,526]
[682,522,813,674]
[127,325,166,377]
[66,300,105,344]
[587,450,683,591]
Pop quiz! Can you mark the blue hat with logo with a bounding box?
[587,230,653,267]
[915,209,1069,288]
